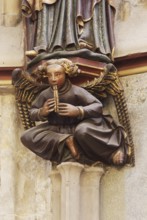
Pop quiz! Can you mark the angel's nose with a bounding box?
[51,74,57,81]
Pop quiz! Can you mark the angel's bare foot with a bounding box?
[65,136,80,159]
[111,149,126,166]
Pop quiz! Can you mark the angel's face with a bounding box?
[46,64,66,89]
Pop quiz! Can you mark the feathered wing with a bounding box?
[12,68,49,130]
[80,64,135,166]
[80,66,122,99]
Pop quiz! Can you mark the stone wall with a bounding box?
[0,0,21,27]
[101,72,147,220]
[0,85,52,220]
[114,0,147,57]
[0,23,24,67]
[0,0,24,67]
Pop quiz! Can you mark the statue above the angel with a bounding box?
[12,0,134,167]
[21,0,115,65]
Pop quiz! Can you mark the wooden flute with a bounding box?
[53,85,59,112]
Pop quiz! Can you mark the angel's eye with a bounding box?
[55,72,61,77]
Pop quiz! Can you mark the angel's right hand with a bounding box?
[39,98,55,116]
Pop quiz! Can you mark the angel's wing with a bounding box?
[80,65,122,99]
[114,92,135,166]
[80,63,135,166]
[12,68,49,130]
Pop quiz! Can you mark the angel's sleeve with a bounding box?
[29,92,47,121]
[75,87,103,118]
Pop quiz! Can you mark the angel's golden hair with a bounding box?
[36,58,79,78]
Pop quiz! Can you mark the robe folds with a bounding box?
[21,80,127,165]
[22,0,115,59]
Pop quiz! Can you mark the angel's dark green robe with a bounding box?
[21,80,127,165]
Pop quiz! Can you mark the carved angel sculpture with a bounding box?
[13,59,134,166]
[12,59,134,166]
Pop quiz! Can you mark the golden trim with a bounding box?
[74,62,104,70]
[111,47,115,61]
[118,66,147,77]
[0,80,12,85]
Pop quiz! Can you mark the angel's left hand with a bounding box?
[58,103,80,117]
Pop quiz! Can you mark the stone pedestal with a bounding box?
[49,162,105,220]
[80,166,105,220]
[58,162,84,220]
[49,169,61,220]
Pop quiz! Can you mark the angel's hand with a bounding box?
[40,98,55,116]
[58,103,80,117]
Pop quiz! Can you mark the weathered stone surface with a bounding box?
[0,86,52,220]
[0,0,21,27]
[101,73,147,220]
[0,23,24,67]
[115,0,147,57]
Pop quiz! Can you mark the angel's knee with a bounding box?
[74,123,88,140]
[20,130,32,147]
